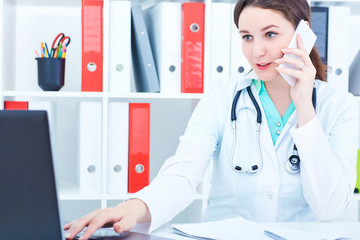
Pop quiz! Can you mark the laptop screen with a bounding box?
[0,110,63,240]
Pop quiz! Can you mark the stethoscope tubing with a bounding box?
[229,83,316,175]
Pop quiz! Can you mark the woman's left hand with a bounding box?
[275,34,316,126]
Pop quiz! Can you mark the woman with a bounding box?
[65,0,358,239]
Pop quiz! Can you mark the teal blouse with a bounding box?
[253,79,295,145]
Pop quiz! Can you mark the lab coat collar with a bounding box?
[236,70,259,92]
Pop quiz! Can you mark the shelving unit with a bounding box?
[1,0,359,223]
[0,0,211,223]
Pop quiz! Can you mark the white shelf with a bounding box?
[2,90,103,100]
[107,92,203,100]
[8,0,81,7]
[1,90,203,100]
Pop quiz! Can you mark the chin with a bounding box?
[253,68,279,82]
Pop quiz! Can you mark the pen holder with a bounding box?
[36,58,65,91]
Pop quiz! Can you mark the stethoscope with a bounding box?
[229,84,316,175]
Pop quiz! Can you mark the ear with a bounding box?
[304,20,310,27]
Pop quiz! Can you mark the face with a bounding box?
[238,6,295,82]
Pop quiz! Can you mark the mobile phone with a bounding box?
[278,19,317,86]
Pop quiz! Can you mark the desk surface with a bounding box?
[145,222,360,240]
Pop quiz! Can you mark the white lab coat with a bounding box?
[133,72,359,232]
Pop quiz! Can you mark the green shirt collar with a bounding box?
[254,79,295,145]
[253,79,262,93]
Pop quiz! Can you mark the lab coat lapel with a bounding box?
[235,70,277,160]
[235,81,277,166]
[274,112,298,151]
[248,84,277,160]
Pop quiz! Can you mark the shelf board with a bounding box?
[1,90,203,100]
[8,0,81,7]
[2,90,103,99]
[107,92,203,100]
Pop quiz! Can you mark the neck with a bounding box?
[264,77,292,117]
[264,76,290,95]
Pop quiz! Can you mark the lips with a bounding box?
[256,63,271,70]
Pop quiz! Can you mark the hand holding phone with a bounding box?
[278,20,317,86]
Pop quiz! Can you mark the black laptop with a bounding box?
[0,110,173,240]
[0,110,63,240]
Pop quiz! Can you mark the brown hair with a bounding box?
[233,0,327,81]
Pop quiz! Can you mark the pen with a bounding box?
[41,42,44,57]
[57,43,62,58]
[42,42,49,58]
[54,48,58,58]
[44,42,50,58]
[264,230,287,240]
[35,50,40,58]
[61,45,67,58]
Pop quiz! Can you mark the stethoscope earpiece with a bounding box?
[234,165,259,173]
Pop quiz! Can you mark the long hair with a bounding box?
[233,0,326,81]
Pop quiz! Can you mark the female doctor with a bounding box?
[65,0,359,239]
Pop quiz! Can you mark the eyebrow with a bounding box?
[239,24,280,34]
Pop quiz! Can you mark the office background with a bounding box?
[0,0,359,224]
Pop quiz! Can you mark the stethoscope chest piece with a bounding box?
[286,154,300,174]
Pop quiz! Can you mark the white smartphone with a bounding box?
[278,19,317,86]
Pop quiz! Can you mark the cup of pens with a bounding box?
[35,33,70,91]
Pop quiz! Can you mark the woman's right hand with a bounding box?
[63,198,151,240]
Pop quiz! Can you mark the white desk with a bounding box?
[134,221,360,239]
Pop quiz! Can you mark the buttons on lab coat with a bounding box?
[276,130,281,135]
[268,194,273,200]
[276,122,281,127]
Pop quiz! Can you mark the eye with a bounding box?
[242,35,253,41]
[266,32,277,38]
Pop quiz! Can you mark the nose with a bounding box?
[252,39,266,58]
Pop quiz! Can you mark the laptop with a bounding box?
[0,110,173,240]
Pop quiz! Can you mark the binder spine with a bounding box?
[78,102,102,194]
[209,2,231,91]
[81,0,103,92]
[131,5,160,93]
[230,3,251,80]
[108,0,131,93]
[107,102,129,194]
[355,150,360,193]
[128,103,150,193]
[327,6,350,92]
[4,101,29,110]
[181,2,205,94]
[310,7,329,65]
[143,2,182,94]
